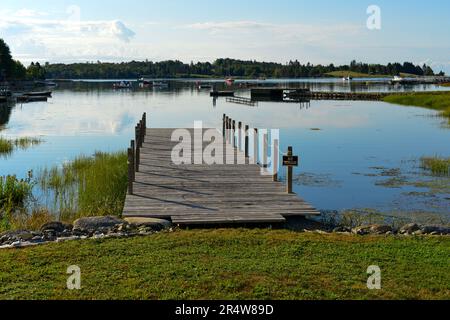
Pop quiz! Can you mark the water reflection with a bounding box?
[0,81,449,220]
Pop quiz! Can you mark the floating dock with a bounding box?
[251,88,390,102]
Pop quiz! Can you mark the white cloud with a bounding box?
[0,9,136,63]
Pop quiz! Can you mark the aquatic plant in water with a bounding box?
[421,156,450,176]
[0,136,43,157]
[0,174,34,231]
[38,151,128,221]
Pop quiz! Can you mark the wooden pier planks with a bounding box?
[123,128,320,225]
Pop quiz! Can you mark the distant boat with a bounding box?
[0,89,12,97]
[198,84,213,90]
[391,76,409,85]
[225,78,235,86]
[24,91,52,97]
[342,76,353,81]
[35,80,57,87]
[113,81,132,89]
[152,81,169,88]
[138,77,152,85]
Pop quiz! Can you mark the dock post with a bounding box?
[287,146,293,194]
[232,120,236,148]
[223,114,226,138]
[142,113,146,131]
[238,122,242,151]
[140,120,145,146]
[273,139,279,182]
[127,147,134,195]
[245,125,249,159]
[262,131,268,168]
[135,125,140,172]
[131,140,136,182]
[227,117,231,142]
[253,128,258,165]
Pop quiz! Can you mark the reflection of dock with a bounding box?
[210,90,235,97]
[226,96,257,107]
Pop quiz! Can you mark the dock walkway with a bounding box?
[122,115,320,226]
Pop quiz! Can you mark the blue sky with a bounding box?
[1,0,449,72]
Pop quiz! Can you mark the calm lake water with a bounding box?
[1,79,449,222]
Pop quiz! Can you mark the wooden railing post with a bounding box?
[131,140,136,182]
[287,146,293,194]
[253,128,258,165]
[262,131,268,168]
[273,139,279,182]
[245,125,249,159]
[135,125,140,172]
[238,121,242,151]
[140,120,144,146]
[127,147,134,195]
[223,114,226,138]
[232,120,236,148]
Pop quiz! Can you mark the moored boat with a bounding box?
[23,91,52,97]
[225,78,235,86]
[113,81,132,89]
[152,81,169,88]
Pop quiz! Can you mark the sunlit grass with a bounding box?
[38,151,128,221]
[0,175,34,232]
[0,229,449,300]
[383,91,450,123]
[421,156,450,176]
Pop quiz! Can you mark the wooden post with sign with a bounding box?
[283,146,299,194]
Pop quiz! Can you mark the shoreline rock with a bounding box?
[0,216,174,250]
[1,217,448,250]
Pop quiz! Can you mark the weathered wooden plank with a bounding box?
[122,127,321,224]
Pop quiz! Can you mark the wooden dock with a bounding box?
[122,114,320,226]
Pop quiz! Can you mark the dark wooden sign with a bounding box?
[283,155,299,167]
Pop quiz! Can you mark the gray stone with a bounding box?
[370,225,393,235]
[352,225,372,235]
[40,222,73,233]
[421,225,450,235]
[352,224,392,235]
[333,226,352,233]
[124,217,172,231]
[73,216,126,232]
[400,223,421,235]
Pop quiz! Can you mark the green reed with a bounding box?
[38,151,128,221]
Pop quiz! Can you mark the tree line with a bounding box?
[0,39,46,81]
[1,38,441,81]
[41,58,440,79]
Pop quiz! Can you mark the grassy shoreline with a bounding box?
[0,229,448,300]
[383,91,450,123]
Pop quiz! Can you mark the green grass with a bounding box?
[0,138,14,155]
[0,229,448,300]
[383,91,450,123]
[421,156,450,176]
[440,83,450,87]
[0,137,42,156]
[38,151,128,221]
[0,175,34,231]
